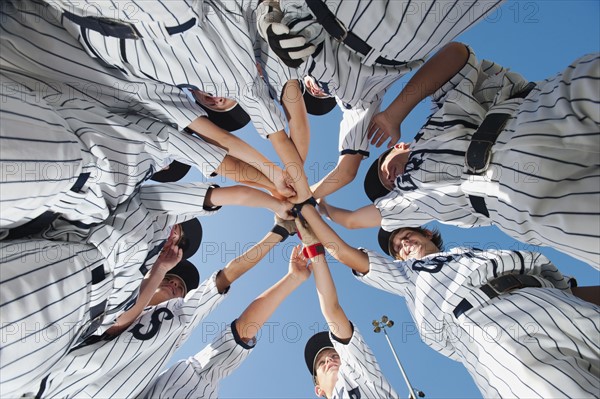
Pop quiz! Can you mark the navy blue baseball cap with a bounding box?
[304,331,335,379]
[167,259,200,294]
[150,161,191,183]
[179,218,203,259]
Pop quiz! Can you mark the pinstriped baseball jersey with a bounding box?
[280,0,502,155]
[0,240,108,397]
[358,248,600,397]
[141,321,253,398]
[31,272,226,398]
[1,184,219,396]
[0,72,226,231]
[1,0,204,130]
[326,325,399,399]
[375,50,600,268]
[46,0,204,41]
[52,0,288,138]
[41,183,220,335]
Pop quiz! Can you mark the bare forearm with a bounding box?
[205,185,279,211]
[311,255,352,339]
[282,80,310,162]
[269,130,312,202]
[216,156,277,193]
[385,42,469,124]
[311,153,361,199]
[188,117,284,182]
[217,231,283,292]
[301,205,370,274]
[235,273,301,341]
[322,202,381,229]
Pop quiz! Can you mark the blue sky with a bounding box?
[172,2,600,398]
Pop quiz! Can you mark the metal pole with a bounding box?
[382,328,417,399]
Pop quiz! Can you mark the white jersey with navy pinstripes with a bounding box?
[358,248,600,397]
[280,0,502,156]
[41,183,220,335]
[326,325,399,399]
[32,272,226,399]
[1,0,204,130]
[141,321,253,398]
[376,49,600,268]
[52,0,288,138]
[0,72,226,231]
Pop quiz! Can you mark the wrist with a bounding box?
[291,196,317,217]
[302,242,325,259]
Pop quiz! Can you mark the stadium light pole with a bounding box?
[372,315,425,399]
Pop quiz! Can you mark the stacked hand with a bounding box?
[274,214,297,236]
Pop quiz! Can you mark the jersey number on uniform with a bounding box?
[130,307,174,340]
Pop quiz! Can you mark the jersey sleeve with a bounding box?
[353,249,414,298]
[174,271,228,347]
[338,98,382,157]
[241,76,287,138]
[331,325,400,399]
[139,182,220,218]
[141,321,252,399]
[376,190,435,232]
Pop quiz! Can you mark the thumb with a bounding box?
[270,22,290,35]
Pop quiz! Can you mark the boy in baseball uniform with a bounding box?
[295,202,600,398]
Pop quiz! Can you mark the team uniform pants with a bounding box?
[450,287,600,398]
[0,239,111,397]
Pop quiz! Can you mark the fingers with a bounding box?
[270,22,290,35]
[374,129,390,148]
[288,44,316,60]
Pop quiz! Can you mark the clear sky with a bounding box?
[170,2,600,398]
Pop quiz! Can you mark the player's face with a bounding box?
[378,143,411,190]
[314,348,340,396]
[192,90,238,111]
[303,76,333,99]
[149,275,187,305]
[390,228,435,260]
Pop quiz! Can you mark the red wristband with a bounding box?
[302,243,325,259]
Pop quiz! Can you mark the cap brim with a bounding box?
[304,331,334,377]
[167,259,200,293]
[180,218,203,259]
[377,227,393,256]
[302,90,337,116]
[198,102,251,132]
[150,161,192,183]
[363,148,393,202]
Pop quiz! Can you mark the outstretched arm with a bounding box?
[204,185,292,221]
[269,129,313,203]
[310,153,363,199]
[368,42,470,145]
[106,238,183,336]
[317,198,381,229]
[187,116,293,198]
[298,204,370,274]
[215,222,292,293]
[281,79,310,162]
[295,220,352,340]
[235,244,310,342]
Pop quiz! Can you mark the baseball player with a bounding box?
[139,243,309,398]
[0,0,293,199]
[20,220,297,398]
[357,43,600,268]
[295,203,600,398]
[258,0,504,199]
[0,72,228,235]
[0,181,293,396]
[36,0,312,202]
[293,218,400,399]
